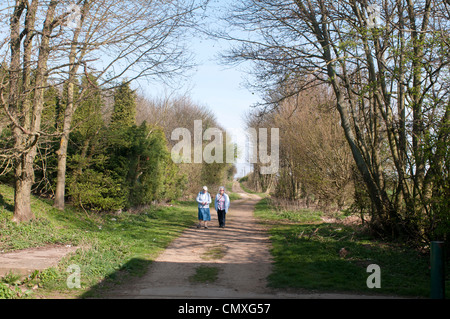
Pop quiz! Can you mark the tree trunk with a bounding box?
[54,134,70,210]
[54,80,76,210]
[9,0,58,222]
[54,1,88,210]
[13,149,37,222]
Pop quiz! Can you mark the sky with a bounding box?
[137,2,261,178]
[188,38,260,177]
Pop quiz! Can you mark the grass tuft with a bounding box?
[189,266,220,284]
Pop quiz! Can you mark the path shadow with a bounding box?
[79,258,398,299]
[81,259,274,299]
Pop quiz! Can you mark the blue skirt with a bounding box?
[198,208,211,221]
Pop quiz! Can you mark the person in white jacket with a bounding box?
[214,186,230,228]
[196,186,211,229]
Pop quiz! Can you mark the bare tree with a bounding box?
[53,0,202,210]
[273,83,354,210]
[136,93,227,195]
[219,0,450,242]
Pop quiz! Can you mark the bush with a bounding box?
[68,169,126,212]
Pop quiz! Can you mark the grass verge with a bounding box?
[225,181,241,201]
[239,181,268,198]
[254,197,449,298]
[0,183,198,299]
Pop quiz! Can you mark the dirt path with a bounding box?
[106,181,275,298]
[105,182,396,299]
[0,245,78,277]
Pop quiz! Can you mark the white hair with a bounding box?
[218,186,225,191]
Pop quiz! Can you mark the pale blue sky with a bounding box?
[188,39,258,129]
[136,0,260,127]
[188,37,259,177]
[186,1,261,133]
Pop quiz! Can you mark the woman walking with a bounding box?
[196,186,211,229]
[214,186,230,228]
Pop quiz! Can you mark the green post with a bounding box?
[430,241,445,299]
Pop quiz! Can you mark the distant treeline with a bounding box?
[1,79,235,212]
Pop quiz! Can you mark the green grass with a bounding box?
[239,181,268,198]
[201,245,227,261]
[0,183,198,298]
[254,197,449,298]
[189,266,220,284]
[227,191,241,201]
[254,198,323,224]
[225,181,241,201]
